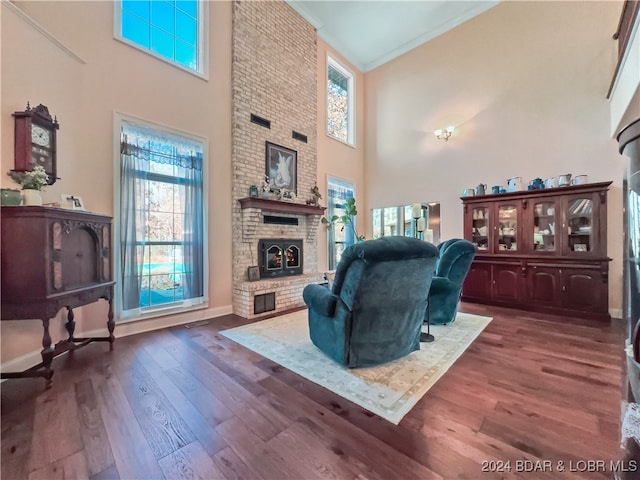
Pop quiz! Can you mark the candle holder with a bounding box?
[421,304,435,343]
[417,217,426,239]
[420,214,434,342]
[412,203,424,239]
[414,209,434,342]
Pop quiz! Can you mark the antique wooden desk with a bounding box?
[1,206,115,387]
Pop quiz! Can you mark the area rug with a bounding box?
[220,310,492,424]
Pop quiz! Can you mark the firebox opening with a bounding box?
[258,238,303,278]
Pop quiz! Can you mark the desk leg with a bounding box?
[65,307,76,341]
[41,318,54,388]
[107,296,115,351]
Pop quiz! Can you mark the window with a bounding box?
[327,56,354,145]
[118,120,206,319]
[372,204,440,242]
[116,0,206,75]
[327,177,355,270]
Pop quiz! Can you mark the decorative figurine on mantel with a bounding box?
[281,189,296,201]
[307,184,322,206]
[261,175,271,198]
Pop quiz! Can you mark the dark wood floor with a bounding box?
[1,303,626,480]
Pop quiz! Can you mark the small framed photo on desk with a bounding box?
[61,194,86,211]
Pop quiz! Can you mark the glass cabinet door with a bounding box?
[471,207,489,251]
[566,197,593,253]
[533,201,557,252]
[497,204,518,252]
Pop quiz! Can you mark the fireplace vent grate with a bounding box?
[264,215,299,226]
[292,130,308,143]
[254,292,275,314]
[250,113,271,129]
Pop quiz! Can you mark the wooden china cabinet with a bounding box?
[461,181,612,320]
[1,206,115,387]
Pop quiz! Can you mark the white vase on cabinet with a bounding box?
[22,189,42,206]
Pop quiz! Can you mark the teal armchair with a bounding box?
[303,236,439,368]
[427,238,476,325]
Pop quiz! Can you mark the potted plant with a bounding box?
[321,196,365,242]
[7,165,49,206]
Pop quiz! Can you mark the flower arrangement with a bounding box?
[7,165,49,190]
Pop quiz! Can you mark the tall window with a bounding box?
[119,121,206,318]
[327,56,354,145]
[327,177,355,270]
[117,0,206,75]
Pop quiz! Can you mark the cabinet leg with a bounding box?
[41,319,54,388]
[65,307,75,341]
[107,297,115,351]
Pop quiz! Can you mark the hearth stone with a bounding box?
[234,273,324,320]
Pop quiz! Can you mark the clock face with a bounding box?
[31,124,51,147]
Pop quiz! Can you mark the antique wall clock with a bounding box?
[13,102,59,185]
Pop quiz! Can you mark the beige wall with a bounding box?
[316,39,366,271]
[364,1,626,314]
[1,1,233,363]
[618,88,640,133]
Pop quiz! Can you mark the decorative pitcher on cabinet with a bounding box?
[475,184,487,195]
[557,174,572,187]
[572,175,588,185]
[507,177,523,192]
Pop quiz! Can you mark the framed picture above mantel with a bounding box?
[265,141,297,194]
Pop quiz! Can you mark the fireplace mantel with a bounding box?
[238,197,325,216]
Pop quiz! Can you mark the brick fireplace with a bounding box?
[231,1,322,319]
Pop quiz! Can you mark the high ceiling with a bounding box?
[287,1,499,72]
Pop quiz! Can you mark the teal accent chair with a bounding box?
[303,236,439,368]
[427,238,477,325]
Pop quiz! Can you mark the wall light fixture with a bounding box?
[434,126,455,141]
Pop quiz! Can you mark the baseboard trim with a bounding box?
[1,305,233,379]
[113,305,233,338]
[610,308,623,320]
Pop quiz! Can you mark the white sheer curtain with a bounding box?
[120,122,204,311]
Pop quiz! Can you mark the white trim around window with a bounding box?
[113,111,210,323]
[113,0,209,80]
[326,55,355,147]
